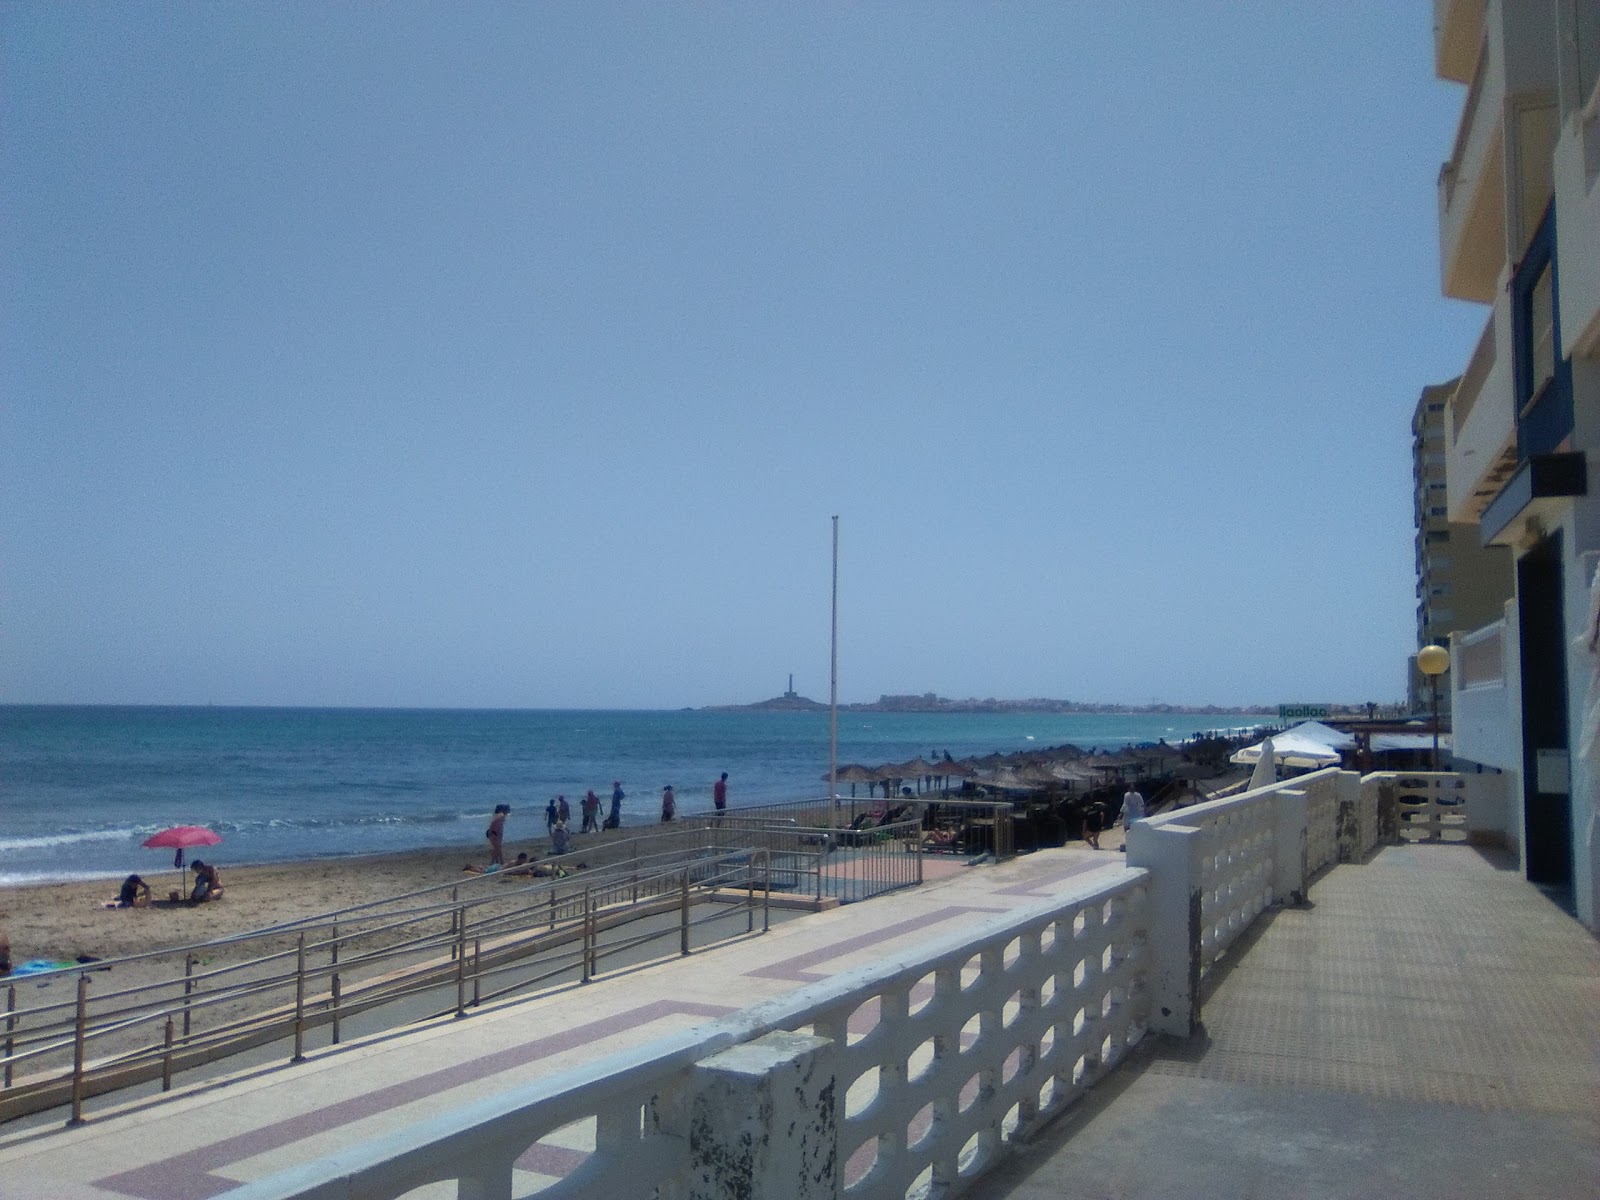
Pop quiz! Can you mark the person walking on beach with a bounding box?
[712,772,728,819]
[581,789,601,833]
[660,785,676,823]
[1082,801,1105,850]
[557,794,571,826]
[545,797,558,833]
[608,781,624,829]
[487,804,510,867]
[1120,785,1146,850]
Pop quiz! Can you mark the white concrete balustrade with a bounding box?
[230,867,1151,1200]
[225,768,1420,1200]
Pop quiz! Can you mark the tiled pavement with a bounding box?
[0,847,1117,1199]
[982,844,1600,1200]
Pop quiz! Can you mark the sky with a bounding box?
[1,2,1486,711]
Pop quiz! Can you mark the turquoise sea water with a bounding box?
[0,706,1263,884]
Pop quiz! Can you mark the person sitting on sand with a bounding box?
[190,861,223,903]
[118,874,152,907]
[550,818,571,856]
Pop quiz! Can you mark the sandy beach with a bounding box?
[0,831,614,971]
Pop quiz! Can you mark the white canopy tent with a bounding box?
[1230,721,1353,770]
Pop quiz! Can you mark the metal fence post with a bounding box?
[161,1016,174,1092]
[472,939,482,1008]
[763,849,771,933]
[680,869,691,955]
[581,889,593,983]
[3,983,15,1088]
[291,933,307,1063]
[182,953,195,1042]
[450,886,460,961]
[67,974,89,1126]
[330,924,341,1045]
[455,905,469,1018]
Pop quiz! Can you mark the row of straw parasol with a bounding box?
[825,740,1186,797]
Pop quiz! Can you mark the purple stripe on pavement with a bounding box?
[94,999,733,1200]
[992,856,1112,896]
[745,906,1004,981]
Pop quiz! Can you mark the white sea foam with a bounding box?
[0,868,123,886]
[0,829,138,852]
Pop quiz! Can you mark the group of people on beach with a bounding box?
[114,861,223,907]
[481,781,632,868]
[657,771,727,823]
[480,774,732,867]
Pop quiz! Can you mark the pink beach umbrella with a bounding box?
[142,825,222,898]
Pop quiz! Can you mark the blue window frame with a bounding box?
[1511,200,1573,458]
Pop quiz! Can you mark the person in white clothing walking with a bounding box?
[1120,785,1146,850]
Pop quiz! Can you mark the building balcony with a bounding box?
[1482,451,1587,545]
[1438,32,1507,303]
[1553,78,1600,358]
[1451,615,1521,772]
[1438,0,1563,303]
[1435,0,1484,84]
[1445,302,1518,522]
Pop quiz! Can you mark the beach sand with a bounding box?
[0,830,629,970]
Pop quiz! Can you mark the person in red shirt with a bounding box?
[713,772,728,816]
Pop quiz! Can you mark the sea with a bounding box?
[0,706,1265,885]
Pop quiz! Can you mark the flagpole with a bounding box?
[829,515,839,813]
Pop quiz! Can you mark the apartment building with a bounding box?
[1409,380,1515,714]
[1432,0,1600,930]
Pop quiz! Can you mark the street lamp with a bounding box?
[1417,644,1451,770]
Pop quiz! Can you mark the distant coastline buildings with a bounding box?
[708,682,1280,716]
[1425,0,1599,931]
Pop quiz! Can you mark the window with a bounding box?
[1511,200,1573,456]
[1528,263,1555,405]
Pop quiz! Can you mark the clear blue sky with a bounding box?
[2,2,1483,710]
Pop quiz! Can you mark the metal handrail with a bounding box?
[0,848,779,1125]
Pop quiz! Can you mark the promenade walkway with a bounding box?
[0,846,1117,1199]
[981,843,1600,1199]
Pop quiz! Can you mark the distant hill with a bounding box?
[703,693,829,712]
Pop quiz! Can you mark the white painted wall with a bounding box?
[1554,105,1600,357]
[1559,501,1600,930]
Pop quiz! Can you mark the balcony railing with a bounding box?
[1438,27,1505,302]
[1456,619,1506,688]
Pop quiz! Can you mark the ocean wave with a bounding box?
[0,868,124,886]
[197,810,480,836]
[0,828,142,852]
